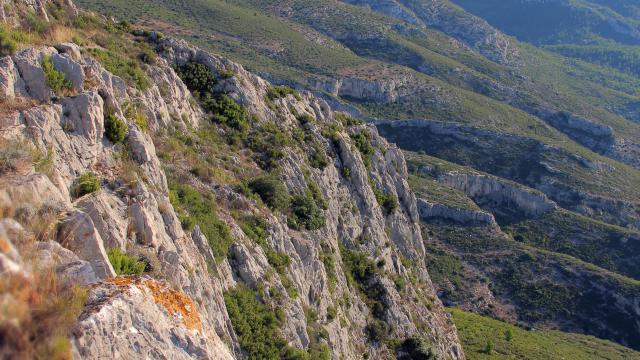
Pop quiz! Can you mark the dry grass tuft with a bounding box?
[0,269,87,360]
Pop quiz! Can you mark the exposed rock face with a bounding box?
[73,276,233,360]
[0,5,465,359]
[154,36,464,359]
[417,198,497,226]
[440,173,557,218]
[342,0,519,64]
[376,119,640,229]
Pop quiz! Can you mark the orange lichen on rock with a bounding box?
[105,276,202,333]
[0,238,10,254]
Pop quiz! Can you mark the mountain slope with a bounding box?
[0,1,467,358]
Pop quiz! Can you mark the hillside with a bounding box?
[1,0,639,358]
[0,1,463,358]
[451,308,640,360]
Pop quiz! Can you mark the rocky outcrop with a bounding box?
[440,173,557,218]
[342,0,519,64]
[376,119,639,228]
[152,36,464,359]
[417,198,497,226]
[0,7,466,359]
[73,276,233,360]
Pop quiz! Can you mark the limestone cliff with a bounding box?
[0,1,465,359]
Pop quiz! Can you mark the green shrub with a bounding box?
[0,25,31,56]
[220,69,235,79]
[107,248,146,275]
[320,250,337,292]
[73,172,100,197]
[88,48,150,91]
[288,191,325,231]
[296,113,315,125]
[266,250,290,275]
[176,62,217,96]
[266,85,301,101]
[204,93,248,132]
[239,215,268,247]
[248,175,291,210]
[104,114,127,143]
[25,11,48,34]
[485,340,495,354]
[369,179,398,214]
[42,56,73,96]
[247,123,292,170]
[175,62,248,135]
[169,183,233,261]
[224,284,303,359]
[340,245,387,319]
[350,131,374,168]
[309,142,329,170]
[396,337,435,360]
[365,319,390,343]
[335,112,362,126]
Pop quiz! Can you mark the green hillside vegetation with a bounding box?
[451,308,640,360]
[505,209,640,280]
[74,0,640,209]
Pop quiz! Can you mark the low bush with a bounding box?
[396,337,435,360]
[107,248,146,275]
[266,250,290,275]
[42,55,73,96]
[366,319,390,343]
[288,191,325,231]
[169,183,233,261]
[73,172,100,197]
[0,138,38,175]
[266,85,301,101]
[370,179,398,214]
[248,175,291,211]
[204,93,249,132]
[0,25,31,56]
[309,142,329,170]
[335,112,362,126]
[351,131,374,157]
[224,284,304,359]
[239,215,268,247]
[340,245,387,320]
[176,62,217,96]
[0,271,87,359]
[88,48,150,91]
[104,113,127,143]
[247,123,292,170]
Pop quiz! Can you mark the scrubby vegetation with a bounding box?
[104,113,127,143]
[396,337,435,360]
[369,179,398,215]
[88,48,150,91]
[248,175,291,211]
[73,172,100,197]
[224,284,310,359]
[42,55,73,95]
[107,248,146,275]
[350,130,374,169]
[0,138,51,176]
[340,244,388,336]
[451,308,639,359]
[0,24,31,56]
[247,123,292,169]
[288,190,326,231]
[0,271,87,359]
[266,85,301,101]
[176,61,249,137]
[169,182,233,261]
